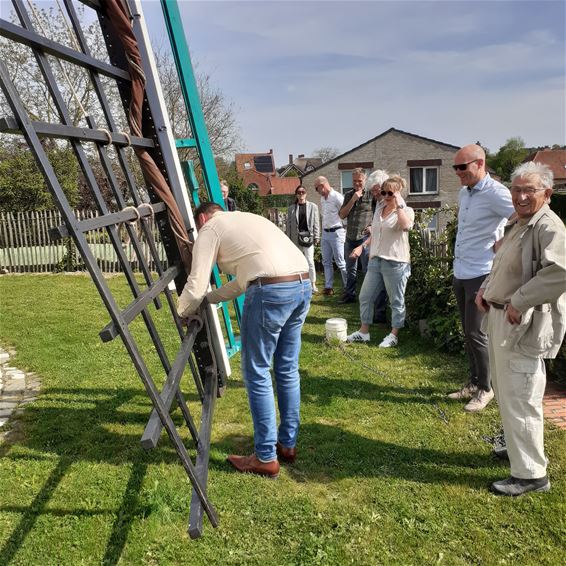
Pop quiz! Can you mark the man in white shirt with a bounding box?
[315,176,347,295]
[178,203,311,478]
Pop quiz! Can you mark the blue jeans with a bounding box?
[240,279,312,461]
[344,236,369,298]
[321,228,347,289]
[359,257,411,329]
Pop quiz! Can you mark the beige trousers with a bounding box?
[487,308,547,479]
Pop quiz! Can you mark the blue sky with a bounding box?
[3,0,562,166]
[140,0,565,165]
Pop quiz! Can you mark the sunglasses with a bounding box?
[452,159,479,171]
[380,190,395,196]
[296,191,306,195]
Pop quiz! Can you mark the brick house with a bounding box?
[278,154,323,177]
[235,150,300,196]
[523,148,566,192]
[301,128,462,230]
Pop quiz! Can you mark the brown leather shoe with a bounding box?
[276,442,297,464]
[323,288,334,296]
[226,454,280,478]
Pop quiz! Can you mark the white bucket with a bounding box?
[325,318,348,342]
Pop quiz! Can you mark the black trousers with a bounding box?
[453,275,490,391]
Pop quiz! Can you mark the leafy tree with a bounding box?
[222,164,261,214]
[312,146,340,163]
[487,137,529,182]
[0,139,79,212]
[0,5,242,211]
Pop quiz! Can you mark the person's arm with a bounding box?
[311,203,321,243]
[285,205,293,237]
[177,227,220,317]
[510,220,566,316]
[350,236,372,259]
[394,196,413,231]
[339,190,358,219]
[207,277,247,304]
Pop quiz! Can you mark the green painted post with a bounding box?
[162,0,244,352]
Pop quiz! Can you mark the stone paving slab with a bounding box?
[0,346,42,440]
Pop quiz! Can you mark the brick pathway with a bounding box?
[543,380,566,430]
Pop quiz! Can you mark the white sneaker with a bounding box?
[346,330,370,343]
[379,333,398,348]
[464,388,494,412]
[447,382,478,400]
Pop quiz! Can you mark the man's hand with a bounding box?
[354,187,363,200]
[475,288,490,313]
[506,303,522,325]
[350,245,363,259]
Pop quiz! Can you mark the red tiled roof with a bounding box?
[523,149,566,182]
[235,152,275,175]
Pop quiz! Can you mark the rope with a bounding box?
[335,341,450,425]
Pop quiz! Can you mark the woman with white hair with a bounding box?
[347,175,414,347]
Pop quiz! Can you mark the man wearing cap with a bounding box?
[178,203,312,478]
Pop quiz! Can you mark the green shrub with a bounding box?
[406,206,464,353]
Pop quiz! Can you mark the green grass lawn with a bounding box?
[0,274,564,565]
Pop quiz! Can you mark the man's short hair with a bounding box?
[511,162,554,189]
[220,179,229,188]
[352,167,366,178]
[194,202,223,217]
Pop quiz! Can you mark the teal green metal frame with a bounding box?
[161,0,243,356]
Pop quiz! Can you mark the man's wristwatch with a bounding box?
[397,203,406,209]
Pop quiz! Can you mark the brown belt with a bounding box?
[489,302,506,310]
[249,272,310,287]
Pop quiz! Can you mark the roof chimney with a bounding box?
[269,149,273,154]
[298,154,304,158]
[289,154,293,164]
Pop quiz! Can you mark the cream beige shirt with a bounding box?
[368,205,414,263]
[178,211,308,317]
[483,219,529,305]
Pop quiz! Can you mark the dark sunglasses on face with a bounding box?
[381,190,395,196]
[452,159,479,171]
[296,191,306,195]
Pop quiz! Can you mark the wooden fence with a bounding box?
[0,209,168,273]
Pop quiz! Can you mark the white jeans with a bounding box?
[299,244,317,288]
[321,228,347,289]
[487,308,547,479]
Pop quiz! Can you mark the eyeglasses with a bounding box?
[510,187,546,195]
[452,159,479,171]
[296,191,306,195]
[380,190,395,196]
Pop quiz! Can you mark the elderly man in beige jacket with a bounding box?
[476,161,566,496]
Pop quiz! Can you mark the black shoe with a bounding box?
[338,295,356,304]
[491,475,550,496]
[493,446,509,460]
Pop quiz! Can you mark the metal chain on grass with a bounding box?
[334,341,450,425]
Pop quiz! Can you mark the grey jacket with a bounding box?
[483,205,566,358]
[286,201,321,246]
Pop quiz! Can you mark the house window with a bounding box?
[340,168,371,193]
[244,162,251,169]
[409,167,438,194]
[426,213,438,232]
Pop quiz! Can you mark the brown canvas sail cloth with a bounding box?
[103,0,193,271]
